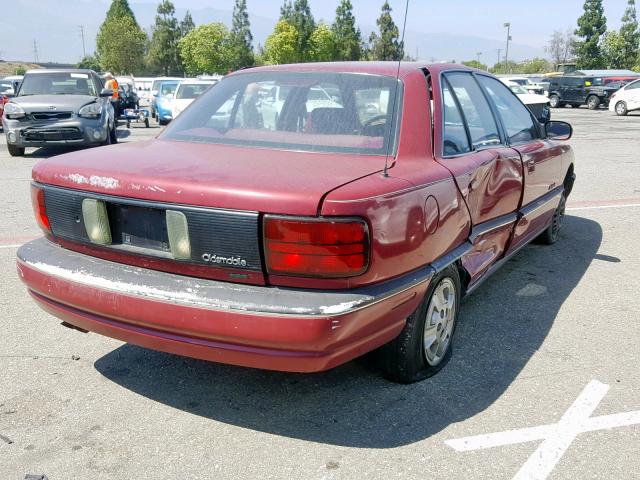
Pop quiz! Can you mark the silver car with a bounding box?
[2,69,116,157]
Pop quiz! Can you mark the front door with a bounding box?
[435,72,523,282]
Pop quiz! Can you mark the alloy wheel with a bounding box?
[423,277,457,366]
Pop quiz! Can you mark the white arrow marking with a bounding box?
[445,380,640,480]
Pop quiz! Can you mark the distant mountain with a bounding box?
[0,0,545,65]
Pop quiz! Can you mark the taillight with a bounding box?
[264,216,369,278]
[31,184,51,234]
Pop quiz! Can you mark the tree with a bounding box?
[97,15,146,73]
[546,29,575,65]
[620,0,640,69]
[77,55,102,71]
[462,60,487,71]
[490,60,519,74]
[331,0,362,61]
[602,31,627,68]
[179,23,232,75]
[97,0,146,74]
[146,1,181,75]
[309,23,335,62]
[574,0,607,69]
[368,1,403,61]
[263,20,299,64]
[180,11,195,37]
[280,0,316,62]
[229,0,255,70]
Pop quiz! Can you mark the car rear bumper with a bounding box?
[3,118,107,147]
[17,238,432,372]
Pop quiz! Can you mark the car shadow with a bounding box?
[94,215,602,448]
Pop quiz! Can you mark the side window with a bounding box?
[477,76,538,144]
[441,79,471,155]
[626,81,640,90]
[445,72,501,149]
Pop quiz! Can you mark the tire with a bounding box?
[7,143,25,157]
[587,95,601,110]
[549,94,563,108]
[159,118,166,126]
[144,118,150,128]
[378,265,461,383]
[615,101,628,116]
[535,193,566,245]
[109,123,118,144]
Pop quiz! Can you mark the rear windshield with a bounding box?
[161,71,401,155]
[18,72,97,96]
[176,83,211,99]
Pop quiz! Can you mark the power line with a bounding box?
[78,25,86,58]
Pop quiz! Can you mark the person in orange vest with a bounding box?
[104,72,120,116]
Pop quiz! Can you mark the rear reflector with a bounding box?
[82,198,112,245]
[30,185,51,234]
[166,210,191,260]
[264,216,369,278]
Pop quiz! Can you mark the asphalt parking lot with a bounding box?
[1,108,639,479]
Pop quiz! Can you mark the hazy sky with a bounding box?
[132,0,627,47]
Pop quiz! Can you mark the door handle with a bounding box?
[526,159,536,173]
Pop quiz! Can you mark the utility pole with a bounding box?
[503,22,511,74]
[32,39,39,63]
[78,25,86,58]
[496,49,502,70]
[476,51,482,68]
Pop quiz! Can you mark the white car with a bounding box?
[171,80,215,119]
[608,79,640,116]
[505,82,551,123]
[501,76,545,95]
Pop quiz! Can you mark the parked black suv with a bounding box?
[545,76,620,109]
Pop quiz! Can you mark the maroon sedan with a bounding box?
[17,63,575,383]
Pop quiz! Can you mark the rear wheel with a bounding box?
[549,94,563,108]
[587,95,601,110]
[378,265,461,383]
[536,193,566,245]
[615,101,628,116]
[7,143,25,157]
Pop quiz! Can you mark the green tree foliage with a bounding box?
[146,1,181,75]
[490,60,519,75]
[229,0,255,70]
[461,60,487,71]
[368,1,403,61]
[97,0,146,74]
[15,66,27,76]
[331,0,362,61]
[574,0,607,69]
[602,31,627,68]
[180,11,195,37]
[179,23,232,75]
[77,55,102,71]
[620,0,640,69]
[263,20,299,64]
[97,15,146,74]
[309,23,335,62]
[520,57,552,73]
[280,0,316,62]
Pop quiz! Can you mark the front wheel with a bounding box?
[615,101,628,116]
[378,265,461,383]
[536,193,566,245]
[7,143,25,157]
[549,94,563,108]
[587,95,601,110]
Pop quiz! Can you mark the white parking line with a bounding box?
[445,380,640,480]
[0,244,21,249]
[567,203,640,211]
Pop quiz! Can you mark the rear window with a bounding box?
[176,83,212,99]
[161,71,402,155]
[18,72,97,96]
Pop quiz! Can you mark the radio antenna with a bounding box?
[382,0,410,177]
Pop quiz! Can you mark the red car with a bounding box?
[17,63,575,383]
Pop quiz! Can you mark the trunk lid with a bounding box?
[33,139,384,216]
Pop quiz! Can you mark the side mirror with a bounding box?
[99,88,113,98]
[546,121,572,141]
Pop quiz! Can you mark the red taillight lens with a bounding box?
[31,185,51,234]
[264,216,369,278]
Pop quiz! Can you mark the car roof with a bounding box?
[229,61,472,79]
[178,80,216,85]
[25,69,95,75]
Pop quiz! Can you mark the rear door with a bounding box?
[435,71,523,282]
[625,80,640,110]
[476,75,563,254]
